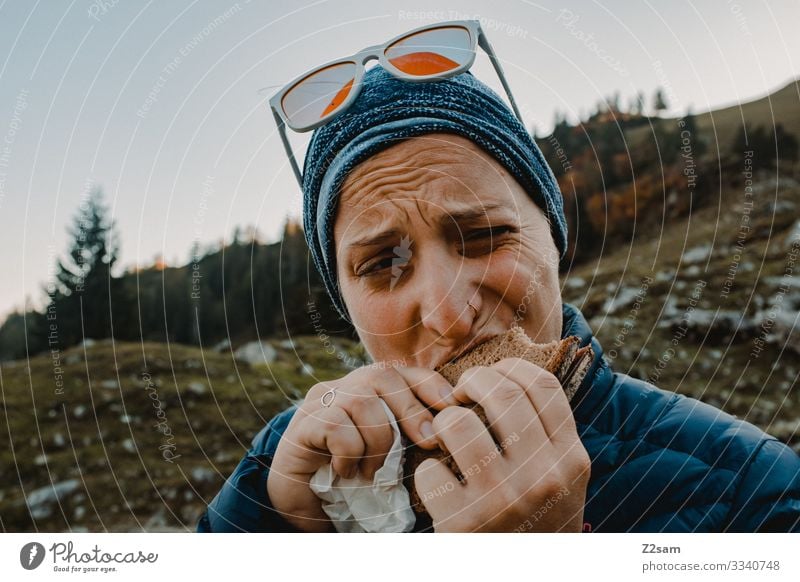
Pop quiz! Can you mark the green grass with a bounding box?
[0,336,360,532]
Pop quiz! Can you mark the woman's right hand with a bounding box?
[266,364,456,532]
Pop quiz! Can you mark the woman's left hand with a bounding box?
[414,357,591,532]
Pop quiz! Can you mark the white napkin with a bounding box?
[309,400,416,533]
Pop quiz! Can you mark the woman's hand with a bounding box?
[414,357,591,532]
[267,364,457,532]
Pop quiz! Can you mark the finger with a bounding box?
[345,396,394,479]
[491,358,575,443]
[362,368,439,449]
[303,407,365,479]
[451,365,547,448]
[431,406,499,481]
[413,457,462,522]
[393,366,460,410]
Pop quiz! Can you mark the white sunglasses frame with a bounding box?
[269,19,524,188]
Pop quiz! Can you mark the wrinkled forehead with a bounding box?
[337,134,519,217]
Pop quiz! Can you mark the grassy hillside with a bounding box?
[0,337,365,532]
[627,79,800,152]
[693,79,800,150]
[560,168,800,454]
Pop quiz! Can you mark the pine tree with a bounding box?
[45,188,127,347]
[653,88,668,116]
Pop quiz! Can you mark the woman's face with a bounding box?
[334,133,563,369]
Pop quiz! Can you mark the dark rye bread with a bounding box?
[403,327,595,517]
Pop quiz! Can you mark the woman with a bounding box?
[198,21,800,532]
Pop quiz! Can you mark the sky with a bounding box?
[0,0,798,320]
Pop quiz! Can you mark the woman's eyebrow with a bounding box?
[438,202,507,225]
[347,229,402,249]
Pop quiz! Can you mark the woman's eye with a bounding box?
[357,256,394,277]
[462,225,516,249]
[465,226,513,240]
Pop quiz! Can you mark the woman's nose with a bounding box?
[416,253,476,342]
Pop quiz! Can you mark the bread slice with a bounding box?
[403,326,595,519]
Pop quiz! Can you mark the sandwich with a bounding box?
[402,326,595,521]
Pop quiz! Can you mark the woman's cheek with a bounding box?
[485,251,538,308]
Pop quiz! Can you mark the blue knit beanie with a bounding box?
[301,66,567,321]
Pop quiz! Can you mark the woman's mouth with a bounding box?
[435,333,501,370]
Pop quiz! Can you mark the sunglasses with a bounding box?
[269,20,523,187]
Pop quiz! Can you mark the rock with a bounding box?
[684,265,701,277]
[190,467,216,485]
[64,353,82,365]
[211,338,231,352]
[73,506,86,520]
[682,244,712,264]
[768,418,800,441]
[655,270,674,283]
[658,294,758,342]
[299,363,315,376]
[234,341,277,366]
[750,175,800,198]
[225,375,236,384]
[73,404,88,420]
[278,339,296,349]
[100,379,119,390]
[186,381,207,396]
[80,338,97,348]
[564,277,586,290]
[119,414,134,424]
[144,509,170,530]
[602,285,643,314]
[122,438,136,453]
[214,451,233,463]
[784,219,800,252]
[52,433,66,448]
[258,377,275,388]
[755,286,800,350]
[184,359,202,369]
[26,479,80,519]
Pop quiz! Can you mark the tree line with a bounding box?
[0,190,351,361]
[535,87,798,264]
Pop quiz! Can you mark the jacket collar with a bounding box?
[561,302,615,422]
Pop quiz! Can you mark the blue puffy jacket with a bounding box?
[197,302,800,532]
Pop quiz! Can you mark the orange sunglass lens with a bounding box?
[385,26,472,77]
[321,78,354,118]
[389,52,461,76]
[281,61,357,128]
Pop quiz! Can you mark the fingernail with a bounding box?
[420,420,435,441]
[439,386,454,403]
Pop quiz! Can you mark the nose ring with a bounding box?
[467,301,478,316]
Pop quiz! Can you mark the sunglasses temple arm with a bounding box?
[478,32,524,125]
[272,107,304,189]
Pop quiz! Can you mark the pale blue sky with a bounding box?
[0,0,798,319]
